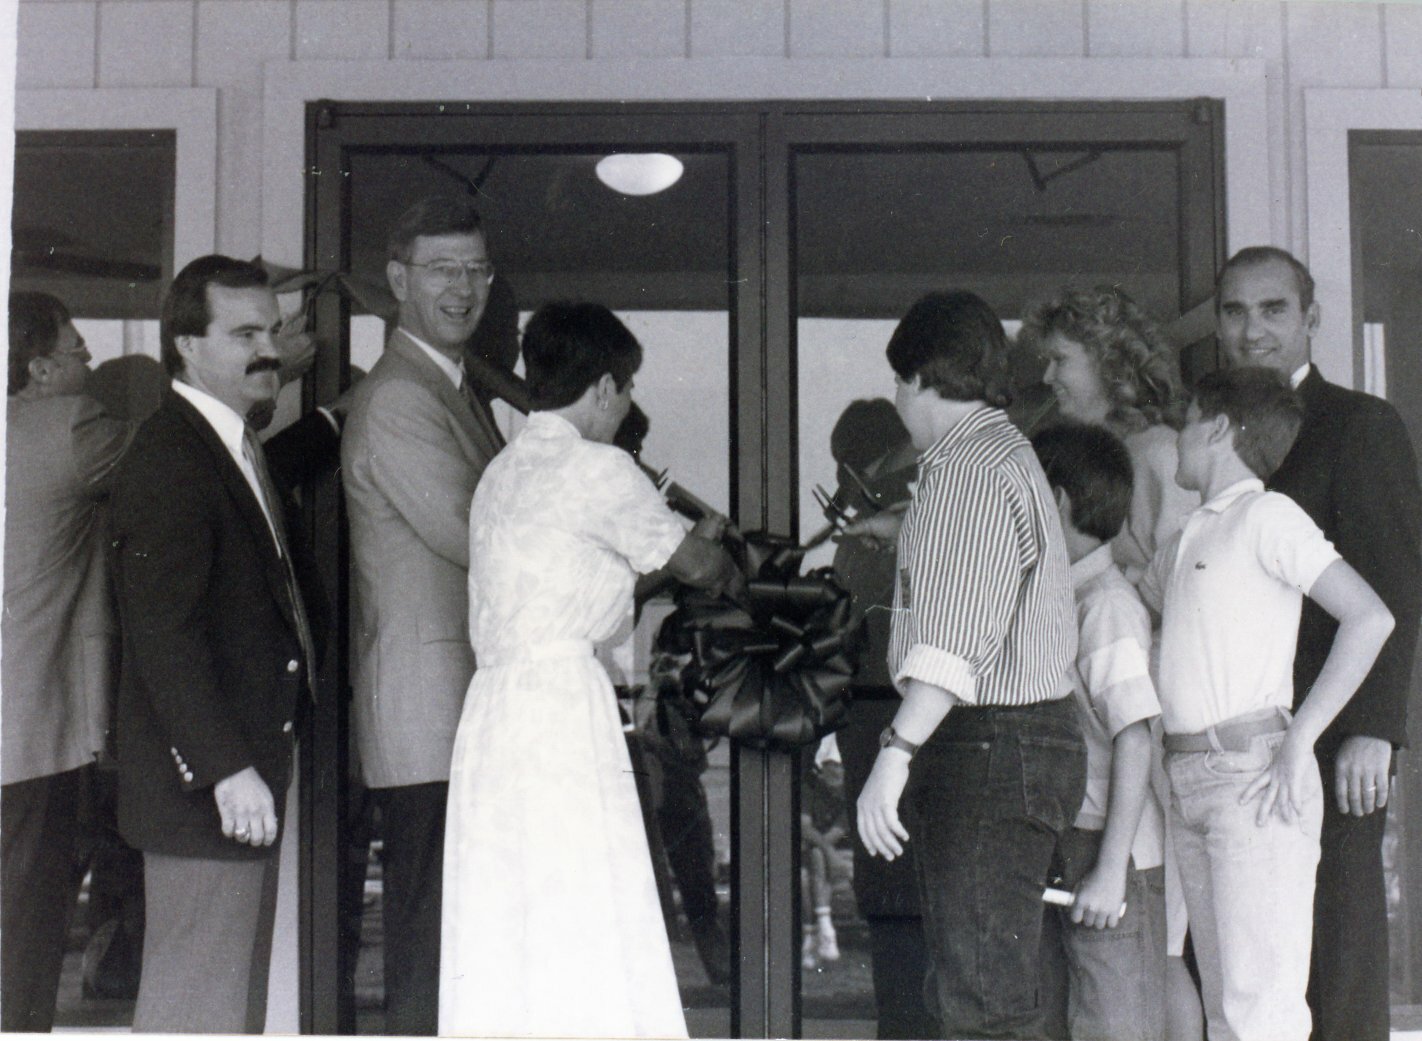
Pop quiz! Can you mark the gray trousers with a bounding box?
[133,848,281,1034]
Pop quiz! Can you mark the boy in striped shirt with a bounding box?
[1034,423,1166,1041]
[853,291,1085,1039]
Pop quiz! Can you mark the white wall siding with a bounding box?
[98,1,193,87]
[1087,0,1183,57]
[788,0,885,57]
[294,0,391,60]
[689,0,783,56]
[1385,3,1422,86]
[491,0,587,59]
[393,1,492,61]
[17,1,96,88]
[590,0,687,59]
[988,0,1086,56]
[887,0,985,58]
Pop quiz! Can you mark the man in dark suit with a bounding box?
[109,255,338,1033]
[342,196,505,1034]
[1217,246,1422,1041]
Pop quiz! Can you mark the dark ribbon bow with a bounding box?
[670,533,855,749]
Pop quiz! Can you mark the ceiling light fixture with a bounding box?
[595,153,684,196]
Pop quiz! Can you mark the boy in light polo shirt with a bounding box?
[1033,423,1166,1041]
[1141,368,1394,1041]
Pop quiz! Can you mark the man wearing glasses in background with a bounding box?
[341,195,505,1035]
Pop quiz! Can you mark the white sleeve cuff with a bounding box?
[895,644,978,704]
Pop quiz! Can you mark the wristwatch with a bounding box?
[879,726,920,758]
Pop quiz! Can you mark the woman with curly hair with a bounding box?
[1022,285,1199,584]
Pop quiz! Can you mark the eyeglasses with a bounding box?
[403,259,496,287]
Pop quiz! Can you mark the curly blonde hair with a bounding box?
[1020,286,1185,433]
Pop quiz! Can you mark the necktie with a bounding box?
[459,374,507,450]
[242,427,319,698]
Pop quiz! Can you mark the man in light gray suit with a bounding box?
[341,196,505,1035]
[2,293,132,1032]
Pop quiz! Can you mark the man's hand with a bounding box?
[214,766,278,847]
[1072,863,1128,930]
[276,326,316,387]
[838,505,906,550]
[856,750,911,860]
[1334,734,1392,817]
[1241,729,1316,827]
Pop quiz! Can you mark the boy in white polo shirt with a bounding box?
[1141,368,1394,1041]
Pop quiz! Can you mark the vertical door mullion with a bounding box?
[302,103,352,1036]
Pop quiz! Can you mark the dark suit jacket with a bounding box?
[1268,366,1422,751]
[109,390,337,860]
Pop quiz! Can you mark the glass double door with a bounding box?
[304,101,1224,1036]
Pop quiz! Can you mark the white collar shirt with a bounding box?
[1290,362,1310,390]
[400,327,465,390]
[171,379,282,552]
[1141,478,1339,734]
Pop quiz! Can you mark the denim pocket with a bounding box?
[1021,734,1087,833]
[1202,730,1285,779]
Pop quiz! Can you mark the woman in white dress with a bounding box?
[439,302,737,1039]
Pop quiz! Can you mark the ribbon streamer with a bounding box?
[668,532,855,749]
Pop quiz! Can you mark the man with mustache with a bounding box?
[109,255,335,1032]
[342,196,505,1033]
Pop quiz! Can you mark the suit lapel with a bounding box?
[166,392,300,633]
[387,330,503,461]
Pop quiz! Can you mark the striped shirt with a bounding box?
[887,406,1076,706]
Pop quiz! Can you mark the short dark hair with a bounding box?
[1216,246,1315,313]
[1191,367,1303,480]
[885,291,1012,408]
[1031,422,1134,542]
[160,255,270,376]
[522,302,642,411]
[1019,285,1184,431]
[387,195,484,263]
[9,292,71,394]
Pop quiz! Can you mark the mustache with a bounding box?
[245,357,283,376]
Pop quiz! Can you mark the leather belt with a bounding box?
[1164,708,1290,754]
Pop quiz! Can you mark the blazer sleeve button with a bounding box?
[286,659,300,674]
[282,721,294,734]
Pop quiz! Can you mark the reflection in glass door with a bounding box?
[783,108,1223,1038]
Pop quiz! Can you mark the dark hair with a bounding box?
[613,401,650,457]
[522,302,642,410]
[160,255,270,376]
[387,195,484,263]
[1019,285,1184,432]
[885,291,1012,408]
[9,292,71,394]
[829,398,910,470]
[1191,367,1303,480]
[1031,422,1134,542]
[1216,246,1315,313]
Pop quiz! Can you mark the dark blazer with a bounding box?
[109,391,336,860]
[1268,365,1422,751]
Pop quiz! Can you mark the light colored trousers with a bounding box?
[1166,729,1322,1041]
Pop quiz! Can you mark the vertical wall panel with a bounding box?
[689,0,783,57]
[1286,1,1384,260]
[492,0,586,58]
[294,0,391,60]
[988,0,1085,56]
[197,0,290,91]
[16,1,96,87]
[788,0,884,57]
[1087,0,1183,57]
[591,0,685,58]
[393,0,490,60]
[888,0,983,57]
[98,0,193,87]
[1186,0,1288,250]
[1384,4,1422,87]
[196,0,292,259]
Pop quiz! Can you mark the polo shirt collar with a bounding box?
[1199,477,1263,514]
[1070,543,1116,592]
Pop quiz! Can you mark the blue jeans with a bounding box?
[1052,829,1166,1041]
[907,698,1086,1040]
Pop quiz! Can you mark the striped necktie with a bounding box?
[242,427,319,698]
